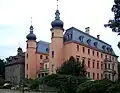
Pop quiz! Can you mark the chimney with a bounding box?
[97,35,100,39]
[85,27,90,34]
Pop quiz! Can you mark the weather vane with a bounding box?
[30,17,32,25]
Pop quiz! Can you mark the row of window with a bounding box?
[77,57,114,70]
[76,45,116,61]
[87,72,113,80]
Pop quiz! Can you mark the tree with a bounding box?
[104,0,120,35]
[76,79,113,93]
[56,56,87,77]
[40,74,88,93]
[118,62,120,80]
[0,59,5,79]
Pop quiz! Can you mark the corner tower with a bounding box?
[25,23,37,79]
[49,4,64,74]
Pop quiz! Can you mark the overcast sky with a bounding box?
[0,0,120,61]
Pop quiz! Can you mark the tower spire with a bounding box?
[57,0,59,10]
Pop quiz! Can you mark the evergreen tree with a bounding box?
[0,59,5,79]
[104,0,120,35]
[56,56,87,77]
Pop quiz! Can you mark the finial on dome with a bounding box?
[51,0,64,29]
[26,17,37,40]
[30,17,34,33]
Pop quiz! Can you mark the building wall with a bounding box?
[64,42,118,80]
[49,28,64,74]
[25,40,37,79]
[5,64,24,85]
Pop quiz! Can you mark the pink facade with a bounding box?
[25,9,118,81]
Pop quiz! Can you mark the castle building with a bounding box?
[25,8,118,81]
[5,47,25,85]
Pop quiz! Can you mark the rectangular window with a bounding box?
[97,62,99,69]
[101,53,103,58]
[105,63,107,69]
[105,55,107,59]
[52,64,54,72]
[27,75,28,78]
[83,47,85,53]
[93,73,95,79]
[105,74,107,79]
[46,56,48,59]
[108,74,111,80]
[27,53,28,58]
[26,64,28,70]
[77,58,79,62]
[77,45,79,51]
[97,73,99,80]
[52,32,54,38]
[112,64,114,70]
[101,73,103,79]
[112,57,114,61]
[93,50,94,56]
[88,60,90,68]
[101,62,103,69]
[93,61,95,68]
[40,55,43,59]
[82,58,85,65]
[108,64,110,69]
[27,43,28,48]
[88,49,90,54]
[38,74,40,78]
[97,52,99,57]
[52,51,54,58]
[88,72,90,78]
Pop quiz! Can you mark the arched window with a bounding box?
[94,42,98,47]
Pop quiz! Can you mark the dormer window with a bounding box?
[94,42,98,47]
[87,39,91,45]
[110,48,113,53]
[46,48,49,52]
[79,36,84,42]
[102,45,106,50]
[107,47,110,52]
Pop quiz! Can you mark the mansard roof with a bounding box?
[64,27,117,56]
[36,40,49,54]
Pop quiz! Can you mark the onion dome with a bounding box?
[17,47,23,53]
[51,9,64,29]
[26,25,36,40]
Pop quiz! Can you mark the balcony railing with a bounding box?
[39,68,49,73]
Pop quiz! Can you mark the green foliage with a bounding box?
[104,0,120,35]
[29,78,41,89]
[0,78,5,86]
[41,74,88,93]
[56,56,87,77]
[118,62,120,80]
[0,59,5,79]
[76,79,120,93]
